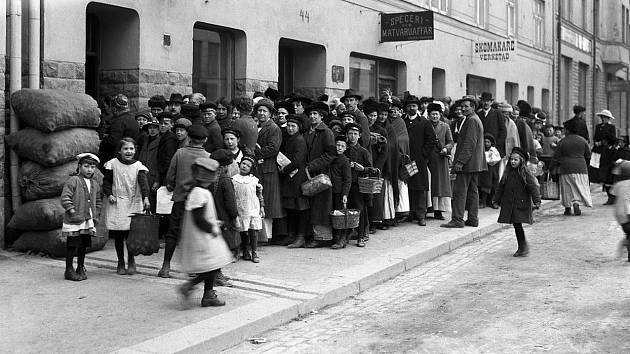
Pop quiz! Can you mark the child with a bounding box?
[232,155,265,263]
[540,124,560,178]
[479,133,501,209]
[554,126,564,139]
[344,123,372,246]
[611,161,630,261]
[178,157,232,307]
[60,153,103,281]
[103,138,151,275]
[329,135,352,249]
[174,118,192,148]
[493,147,541,257]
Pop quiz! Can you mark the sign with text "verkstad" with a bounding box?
[380,11,434,42]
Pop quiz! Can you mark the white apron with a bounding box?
[104,158,148,231]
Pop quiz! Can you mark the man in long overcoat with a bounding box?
[441,96,487,228]
[477,92,507,156]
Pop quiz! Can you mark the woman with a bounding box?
[280,115,310,247]
[427,103,453,220]
[388,99,411,222]
[253,98,286,243]
[551,119,592,216]
[222,128,248,177]
[366,103,389,231]
[376,101,399,228]
[589,110,617,204]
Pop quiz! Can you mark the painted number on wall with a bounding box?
[300,9,310,23]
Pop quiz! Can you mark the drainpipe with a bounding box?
[9,0,23,214]
[28,0,40,89]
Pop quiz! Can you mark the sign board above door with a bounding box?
[380,11,434,42]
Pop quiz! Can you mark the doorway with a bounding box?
[278,39,326,98]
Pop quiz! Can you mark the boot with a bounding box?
[157,264,170,278]
[201,289,225,307]
[305,238,321,248]
[64,268,81,281]
[478,192,487,209]
[563,207,572,216]
[331,232,345,249]
[242,248,252,261]
[513,243,529,257]
[287,235,305,248]
[241,232,251,260]
[604,193,616,205]
[573,203,581,216]
[214,270,233,287]
[250,231,259,263]
[433,211,444,220]
[117,261,126,275]
[126,252,136,275]
[76,266,87,281]
[178,281,194,302]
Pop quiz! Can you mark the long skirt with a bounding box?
[383,179,397,220]
[432,196,452,212]
[559,173,593,208]
[368,179,385,223]
[396,180,410,213]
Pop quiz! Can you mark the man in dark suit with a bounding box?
[441,96,487,228]
[477,92,507,156]
[565,105,590,143]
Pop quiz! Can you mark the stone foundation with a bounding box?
[235,78,278,98]
[137,69,192,110]
[42,60,86,93]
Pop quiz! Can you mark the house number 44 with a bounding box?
[300,9,310,23]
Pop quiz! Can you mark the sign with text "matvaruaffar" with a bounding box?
[381,11,434,42]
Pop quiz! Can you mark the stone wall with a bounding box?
[42,60,85,93]
[137,69,192,110]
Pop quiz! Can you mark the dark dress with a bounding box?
[280,133,309,210]
[369,125,389,222]
[494,168,541,224]
[304,122,336,225]
[212,174,240,250]
[255,119,286,219]
[589,122,616,184]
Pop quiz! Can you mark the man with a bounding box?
[441,96,487,228]
[405,96,438,226]
[402,95,422,128]
[341,89,370,149]
[167,93,184,118]
[286,94,312,134]
[497,102,520,180]
[156,112,178,188]
[97,93,139,165]
[230,96,258,151]
[477,92,507,157]
[566,105,590,143]
[200,101,223,153]
[148,95,167,117]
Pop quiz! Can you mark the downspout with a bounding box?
[28,0,39,89]
[9,0,22,214]
[556,0,562,124]
[591,2,597,138]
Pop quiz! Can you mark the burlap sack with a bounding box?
[19,160,104,201]
[7,198,65,231]
[12,225,108,257]
[11,89,100,132]
[6,128,100,167]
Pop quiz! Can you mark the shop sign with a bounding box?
[472,39,516,62]
[380,11,434,42]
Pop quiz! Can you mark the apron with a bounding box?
[104,158,148,231]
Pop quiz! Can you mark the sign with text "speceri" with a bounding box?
[472,40,516,62]
[380,11,434,42]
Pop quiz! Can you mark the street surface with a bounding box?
[228,195,630,353]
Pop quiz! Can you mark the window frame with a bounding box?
[192,25,236,100]
[533,0,545,49]
[349,53,403,99]
[476,0,488,28]
[430,0,448,13]
[507,0,517,37]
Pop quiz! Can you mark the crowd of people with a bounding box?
[64,86,625,307]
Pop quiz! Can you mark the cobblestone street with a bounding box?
[227,196,630,353]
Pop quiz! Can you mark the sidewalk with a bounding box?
[1,196,568,354]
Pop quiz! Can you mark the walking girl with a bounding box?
[60,153,102,281]
[493,147,541,257]
[103,137,151,275]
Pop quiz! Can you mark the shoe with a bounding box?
[489,203,499,209]
[242,249,252,261]
[305,239,321,248]
[64,269,81,281]
[379,224,389,230]
[513,246,529,257]
[117,262,126,275]
[179,282,194,301]
[464,219,479,227]
[440,221,465,228]
[433,211,445,220]
[251,251,260,263]
[479,203,486,209]
[564,207,572,216]
[417,218,427,226]
[331,240,345,249]
[604,196,616,205]
[201,290,226,307]
[214,272,233,287]
[287,236,305,248]
[157,265,170,278]
[76,266,87,281]
[573,203,581,216]
[126,262,137,275]
[357,238,366,247]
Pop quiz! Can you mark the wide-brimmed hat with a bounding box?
[200,101,218,111]
[305,101,330,115]
[510,146,529,161]
[480,92,494,101]
[362,103,379,116]
[253,98,276,115]
[168,93,184,105]
[287,93,313,105]
[426,103,443,113]
[148,95,167,109]
[404,95,422,106]
[596,109,615,120]
[275,100,296,114]
[341,89,363,102]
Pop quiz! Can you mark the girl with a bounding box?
[232,155,265,263]
[494,147,541,257]
[178,157,233,307]
[60,153,103,281]
[103,137,151,275]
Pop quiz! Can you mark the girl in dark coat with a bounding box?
[494,147,541,257]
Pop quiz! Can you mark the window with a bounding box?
[541,88,550,113]
[430,0,448,13]
[534,0,545,48]
[350,54,404,99]
[623,6,627,43]
[432,68,445,98]
[505,81,519,105]
[626,7,630,44]
[578,63,588,106]
[192,26,235,100]
[476,0,487,27]
[561,0,572,20]
[527,86,535,105]
[507,0,516,37]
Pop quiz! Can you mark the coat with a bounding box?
[478,108,507,156]
[254,119,285,218]
[345,143,373,183]
[231,114,258,151]
[515,117,536,161]
[494,168,541,224]
[428,120,453,197]
[304,122,336,224]
[389,115,410,155]
[330,155,352,196]
[504,117,521,156]
[204,120,223,153]
[566,116,590,143]
[351,109,372,149]
[157,130,178,185]
[137,135,160,187]
[279,133,308,199]
[212,175,240,250]
[98,111,140,164]
[551,133,590,175]
[61,175,102,224]
[590,122,617,184]
[406,116,438,190]
[453,113,487,173]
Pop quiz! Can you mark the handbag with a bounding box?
[540,172,560,200]
[398,154,419,181]
[300,168,332,197]
[127,212,161,256]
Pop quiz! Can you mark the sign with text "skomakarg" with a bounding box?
[381,11,434,42]
[472,39,517,62]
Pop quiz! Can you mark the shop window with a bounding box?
[527,86,535,105]
[505,81,519,105]
[193,24,245,100]
[350,53,405,99]
[466,74,495,98]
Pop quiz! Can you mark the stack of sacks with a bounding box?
[5,89,107,257]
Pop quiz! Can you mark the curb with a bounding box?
[115,197,564,354]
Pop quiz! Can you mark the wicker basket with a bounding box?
[330,208,361,230]
[358,168,383,194]
[301,168,332,197]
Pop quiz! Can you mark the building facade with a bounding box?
[0,0,627,245]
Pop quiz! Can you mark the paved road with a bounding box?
[227,195,630,353]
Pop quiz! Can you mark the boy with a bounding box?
[479,133,501,209]
[158,125,210,278]
[344,123,373,247]
[329,135,352,249]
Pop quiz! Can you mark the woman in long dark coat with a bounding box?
[366,103,389,231]
[280,116,310,248]
[427,103,453,220]
[589,110,617,204]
